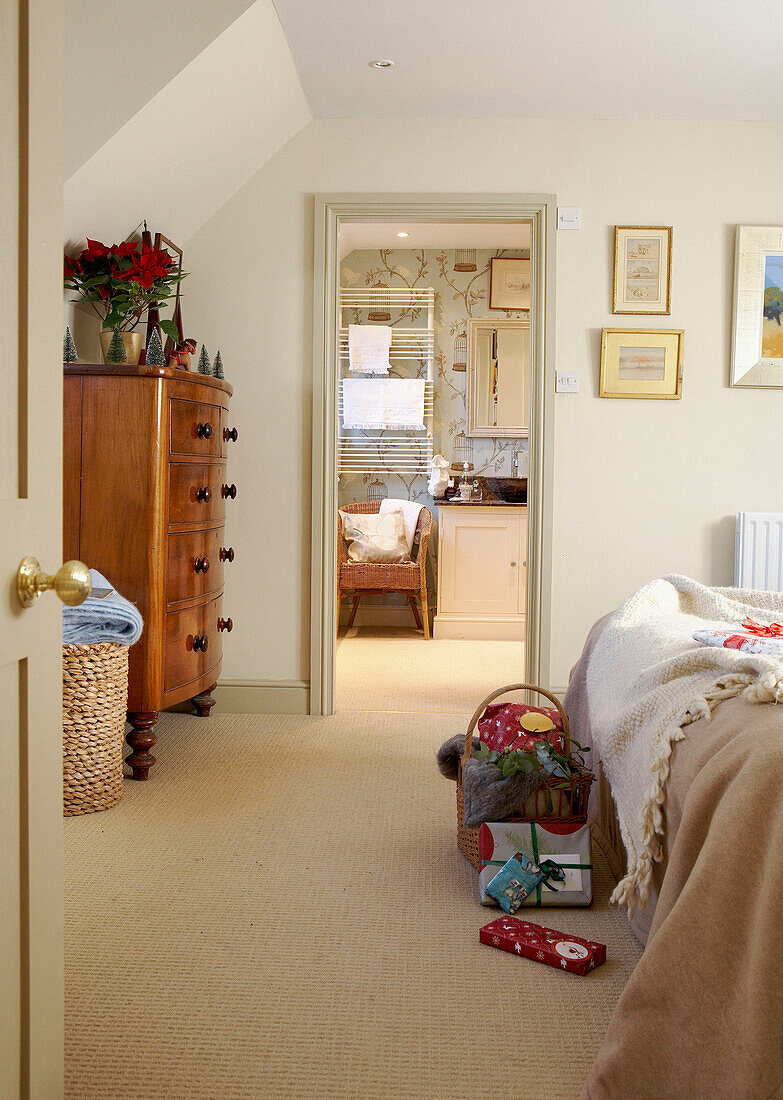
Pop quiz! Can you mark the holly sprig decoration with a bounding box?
[476,737,590,784]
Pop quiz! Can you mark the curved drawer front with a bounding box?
[167,527,226,605]
[170,398,223,458]
[165,596,223,693]
[169,462,227,525]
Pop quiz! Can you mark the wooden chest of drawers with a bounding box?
[63,364,236,779]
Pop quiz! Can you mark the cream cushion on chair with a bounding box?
[339,508,410,563]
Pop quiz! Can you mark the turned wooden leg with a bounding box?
[347,594,361,628]
[421,590,431,640]
[192,682,217,718]
[408,595,423,630]
[125,712,158,781]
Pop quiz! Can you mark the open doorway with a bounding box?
[311,196,557,716]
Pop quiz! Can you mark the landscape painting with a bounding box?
[762,253,783,359]
[618,345,666,381]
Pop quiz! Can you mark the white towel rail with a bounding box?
[337,286,436,476]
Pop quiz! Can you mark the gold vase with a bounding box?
[99,330,144,366]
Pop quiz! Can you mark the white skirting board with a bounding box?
[166,679,310,716]
[433,614,525,641]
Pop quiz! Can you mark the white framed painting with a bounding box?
[613,226,672,315]
[731,225,783,387]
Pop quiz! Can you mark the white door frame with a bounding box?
[310,193,557,716]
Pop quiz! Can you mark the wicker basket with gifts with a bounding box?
[442,683,594,871]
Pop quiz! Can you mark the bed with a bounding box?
[565,602,783,1100]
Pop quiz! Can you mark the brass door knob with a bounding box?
[17,556,92,608]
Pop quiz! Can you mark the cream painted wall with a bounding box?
[183,118,783,689]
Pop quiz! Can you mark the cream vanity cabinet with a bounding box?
[434,505,527,639]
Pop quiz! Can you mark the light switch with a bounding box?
[557,206,580,230]
[556,370,579,393]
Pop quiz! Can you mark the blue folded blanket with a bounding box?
[62,569,144,646]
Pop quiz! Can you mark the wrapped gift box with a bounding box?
[480,916,606,975]
[478,820,592,907]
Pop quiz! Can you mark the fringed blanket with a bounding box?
[586,574,783,914]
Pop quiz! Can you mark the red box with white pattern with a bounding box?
[479,916,606,975]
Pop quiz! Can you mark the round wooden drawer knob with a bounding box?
[223,427,238,443]
[219,547,235,563]
[192,634,209,652]
[221,483,237,500]
[197,422,213,439]
[194,556,210,573]
[196,486,211,503]
[218,617,233,633]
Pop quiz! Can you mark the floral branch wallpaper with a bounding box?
[339,247,529,609]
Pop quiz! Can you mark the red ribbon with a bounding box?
[741,616,783,637]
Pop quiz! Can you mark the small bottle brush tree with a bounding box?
[212,350,225,379]
[146,327,165,366]
[63,325,78,364]
[197,345,211,375]
[105,326,126,364]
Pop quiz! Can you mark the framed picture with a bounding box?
[613,226,672,315]
[731,225,783,387]
[600,328,684,400]
[490,257,531,310]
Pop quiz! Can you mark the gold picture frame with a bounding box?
[489,257,531,310]
[613,226,672,315]
[600,328,684,399]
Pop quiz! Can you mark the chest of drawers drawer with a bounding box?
[164,595,225,693]
[170,398,223,459]
[169,462,232,526]
[167,526,234,605]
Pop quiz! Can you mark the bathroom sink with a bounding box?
[484,477,527,504]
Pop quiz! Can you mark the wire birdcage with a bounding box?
[451,431,474,472]
[367,479,388,502]
[454,249,477,272]
[453,332,467,371]
[367,283,391,321]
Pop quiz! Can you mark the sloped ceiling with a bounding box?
[63,0,311,247]
[65,0,256,179]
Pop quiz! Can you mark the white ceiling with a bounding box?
[65,0,255,178]
[272,0,783,120]
[339,220,531,258]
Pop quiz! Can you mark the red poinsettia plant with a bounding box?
[64,237,187,340]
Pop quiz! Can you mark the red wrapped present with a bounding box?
[479,916,606,975]
[478,702,564,754]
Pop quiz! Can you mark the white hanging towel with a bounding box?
[342,379,426,431]
[380,498,424,556]
[348,323,392,374]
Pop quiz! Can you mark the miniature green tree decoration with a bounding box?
[105,326,126,364]
[146,327,165,366]
[63,325,78,364]
[197,345,211,375]
[212,350,225,379]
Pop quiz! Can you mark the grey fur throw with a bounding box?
[437,734,543,829]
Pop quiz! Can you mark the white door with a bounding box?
[1,3,67,1096]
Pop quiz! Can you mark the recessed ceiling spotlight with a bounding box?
[369,58,395,68]
[396,231,409,238]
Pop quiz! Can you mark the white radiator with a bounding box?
[735,512,783,590]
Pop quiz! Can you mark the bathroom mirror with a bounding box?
[466,318,529,437]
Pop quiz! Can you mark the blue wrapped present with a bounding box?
[485,852,566,913]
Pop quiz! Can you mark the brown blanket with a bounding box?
[567,618,783,1100]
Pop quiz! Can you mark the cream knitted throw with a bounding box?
[586,574,783,915]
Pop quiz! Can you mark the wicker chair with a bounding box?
[338,501,433,638]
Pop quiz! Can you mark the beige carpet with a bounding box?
[337,626,525,714]
[65,710,642,1099]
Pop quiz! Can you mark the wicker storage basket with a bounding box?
[63,642,128,817]
[457,683,593,870]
